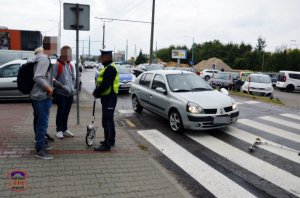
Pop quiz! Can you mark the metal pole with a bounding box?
[58,0,62,55]
[149,0,155,64]
[262,51,264,72]
[75,3,80,125]
[192,37,194,65]
[102,23,105,49]
[126,39,128,61]
[88,35,90,60]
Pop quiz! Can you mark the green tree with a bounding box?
[135,50,148,65]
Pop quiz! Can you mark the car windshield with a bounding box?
[146,64,163,71]
[117,66,131,74]
[215,73,231,80]
[167,73,213,92]
[250,75,271,83]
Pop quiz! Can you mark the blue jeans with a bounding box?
[55,94,73,132]
[32,98,52,151]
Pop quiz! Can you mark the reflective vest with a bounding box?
[96,62,119,95]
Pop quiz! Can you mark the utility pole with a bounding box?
[102,23,105,49]
[88,35,90,60]
[126,39,128,61]
[149,0,155,64]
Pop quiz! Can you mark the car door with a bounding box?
[137,73,153,108]
[148,74,169,117]
[0,63,22,97]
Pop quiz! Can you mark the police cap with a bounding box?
[100,49,113,56]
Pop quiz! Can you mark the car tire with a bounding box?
[204,75,210,81]
[132,95,143,113]
[169,110,184,134]
[286,85,294,92]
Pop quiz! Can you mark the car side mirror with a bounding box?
[156,87,167,95]
[220,88,229,95]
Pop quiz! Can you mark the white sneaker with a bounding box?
[56,131,64,139]
[63,130,74,137]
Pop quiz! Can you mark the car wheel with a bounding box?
[204,75,210,81]
[286,85,294,92]
[132,95,143,113]
[169,110,184,133]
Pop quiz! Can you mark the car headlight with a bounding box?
[232,99,238,110]
[266,87,273,91]
[186,102,202,114]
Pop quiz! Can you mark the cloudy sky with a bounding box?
[1,0,300,58]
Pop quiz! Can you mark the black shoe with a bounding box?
[94,144,111,151]
[100,140,115,147]
[45,134,54,142]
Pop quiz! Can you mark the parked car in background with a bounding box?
[0,59,28,99]
[83,61,96,69]
[276,71,300,92]
[265,73,278,87]
[199,69,219,81]
[241,73,273,98]
[129,70,239,133]
[240,71,253,84]
[132,64,164,77]
[210,72,242,91]
[95,65,135,92]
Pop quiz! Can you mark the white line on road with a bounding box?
[118,110,136,114]
[137,130,255,198]
[259,116,300,130]
[281,113,300,121]
[187,133,300,197]
[238,119,300,143]
[244,101,260,104]
[223,127,300,164]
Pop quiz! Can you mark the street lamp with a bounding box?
[184,35,194,66]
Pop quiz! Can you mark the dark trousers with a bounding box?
[55,94,73,132]
[101,94,117,146]
[32,98,52,151]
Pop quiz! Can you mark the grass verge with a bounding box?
[228,90,284,105]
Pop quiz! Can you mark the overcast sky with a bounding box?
[1,0,300,58]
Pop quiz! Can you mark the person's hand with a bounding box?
[46,87,53,97]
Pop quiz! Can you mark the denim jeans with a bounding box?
[55,94,73,132]
[32,98,52,151]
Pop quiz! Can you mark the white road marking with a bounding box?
[187,133,300,197]
[281,113,300,121]
[118,109,136,114]
[137,130,255,198]
[260,116,300,130]
[244,101,260,104]
[238,119,300,143]
[235,102,243,105]
[223,127,300,164]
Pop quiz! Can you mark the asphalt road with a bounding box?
[82,68,300,198]
[273,88,300,109]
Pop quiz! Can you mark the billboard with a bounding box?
[172,49,187,59]
[0,32,10,50]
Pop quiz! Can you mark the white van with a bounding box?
[276,71,300,92]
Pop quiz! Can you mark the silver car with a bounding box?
[0,59,28,99]
[129,70,239,133]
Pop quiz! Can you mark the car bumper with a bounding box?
[276,82,285,88]
[183,111,239,130]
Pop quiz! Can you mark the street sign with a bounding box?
[172,50,187,59]
[63,3,90,31]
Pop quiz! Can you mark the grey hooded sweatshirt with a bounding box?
[29,54,52,100]
[53,61,75,97]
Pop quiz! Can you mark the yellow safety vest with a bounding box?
[96,62,119,95]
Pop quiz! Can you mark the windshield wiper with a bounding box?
[190,88,212,91]
[172,89,191,92]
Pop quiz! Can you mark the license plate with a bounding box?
[213,116,230,124]
[120,84,130,87]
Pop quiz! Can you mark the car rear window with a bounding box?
[277,72,285,82]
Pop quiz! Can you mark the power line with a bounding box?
[95,17,151,24]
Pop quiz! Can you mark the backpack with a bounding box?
[17,61,36,94]
[56,60,73,78]
[17,59,51,94]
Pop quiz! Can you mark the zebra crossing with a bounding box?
[137,113,300,198]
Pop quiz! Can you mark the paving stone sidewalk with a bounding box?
[0,90,191,198]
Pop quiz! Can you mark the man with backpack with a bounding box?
[53,46,75,139]
[29,47,54,160]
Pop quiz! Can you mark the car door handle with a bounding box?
[12,80,17,83]
[149,94,152,98]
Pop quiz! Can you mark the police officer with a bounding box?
[93,50,119,151]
